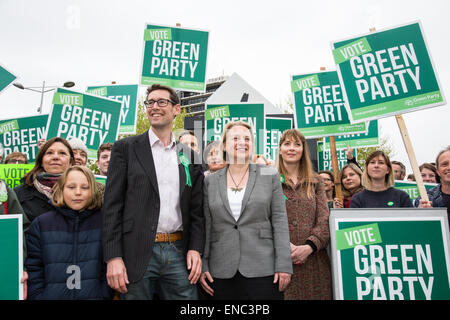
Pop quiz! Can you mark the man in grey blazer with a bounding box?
[102,84,204,300]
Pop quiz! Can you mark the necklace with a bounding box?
[228,166,249,193]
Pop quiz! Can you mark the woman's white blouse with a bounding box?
[227,186,246,222]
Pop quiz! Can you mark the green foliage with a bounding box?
[355,131,395,169]
[87,158,99,174]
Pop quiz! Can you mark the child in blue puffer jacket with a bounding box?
[25,165,112,300]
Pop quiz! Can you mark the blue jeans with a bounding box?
[122,240,198,300]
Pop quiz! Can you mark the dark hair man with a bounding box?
[102,84,204,300]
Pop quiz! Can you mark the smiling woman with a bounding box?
[200,120,292,300]
[14,137,75,222]
[350,150,413,208]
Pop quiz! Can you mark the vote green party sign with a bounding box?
[317,141,356,172]
[205,104,265,154]
[141,23,209,92]
[0,64,17,94]
[46,88,122,159]
[0,164,34,189]
[330,209,450,300]
[86,84,139,134]
[0,214,23,300]
[0,115,48,163]
[394,180,437,204]
[323,120,379,150]
[264,117,292,162]
[332,21,445,123]
[291,70,367,138]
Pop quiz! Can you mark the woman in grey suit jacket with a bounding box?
[199,121,292,300]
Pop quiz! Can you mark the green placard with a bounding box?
[291,71,367,139]
[0,215,23,300]
[46,88,122,159]
[264,117,293,161]
[0,64,17,93]
[394,180,438,203]
[317,141,357,171]
[140,23,209,93]
[323,120,379,150]
[205,104,265,154]
[331,209,450,300]
[86,84,139,134]
[0,115,48,163]
[94,174,107,185]
[332,21,446,123]
[0,164,34,188]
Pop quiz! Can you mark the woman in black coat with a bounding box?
[14,137,75,222]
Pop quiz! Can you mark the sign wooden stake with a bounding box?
[395,114,429,201]
[367,27,429,202]
[320,66,343,202]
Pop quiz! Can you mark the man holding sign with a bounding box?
[102,84,204,300]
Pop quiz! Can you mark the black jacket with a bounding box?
[101,131,205,283]
[14,182,55,223]
[25,207,112,300]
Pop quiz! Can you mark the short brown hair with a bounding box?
[23,137,75,187]
[97,142,113,160]
[146,84,180,105]
[436,146,450,169]
[391,160,406,175]
[52,165,102,210]
[4,152,28,164]
[420,162,440,183]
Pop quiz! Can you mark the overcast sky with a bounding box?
[0,0,449,174]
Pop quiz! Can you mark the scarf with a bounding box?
[33,171,61,199]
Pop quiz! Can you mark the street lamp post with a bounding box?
[13,80,75,114]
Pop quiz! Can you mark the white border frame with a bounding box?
[330,20,447,124]
[45,87,123,160]
[139,22,211,93]
[329,208,450,300]
[85,83,139,135]
[0,214,23,300]
[289,69,368,138]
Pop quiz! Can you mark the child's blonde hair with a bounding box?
[52,165,103,210]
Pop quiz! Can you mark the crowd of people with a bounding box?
[0,83,449,300]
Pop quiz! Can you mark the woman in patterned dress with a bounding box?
[277,129,332,300]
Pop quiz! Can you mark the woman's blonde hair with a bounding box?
[220,120,255,163]
[340,163,364,198]
[276,129,316,198]
[52,165,103,210]
[361,150,395,189]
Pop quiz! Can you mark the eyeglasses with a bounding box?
[144,99,176,108]
[6,159,26,164]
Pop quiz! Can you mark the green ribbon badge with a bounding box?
[280,174,288,200]
[179,152,192,187]
[0,191,7,203]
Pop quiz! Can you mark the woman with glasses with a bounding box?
[4,152,28,164]
[318,170,335,209]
